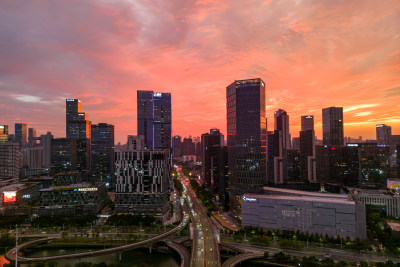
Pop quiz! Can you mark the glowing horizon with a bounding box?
[0,0,399,143]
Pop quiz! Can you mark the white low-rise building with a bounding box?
[242,187,367,240]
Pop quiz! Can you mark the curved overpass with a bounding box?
[221,252,264,267]
[6,213,190,263]
[166,241,190,267]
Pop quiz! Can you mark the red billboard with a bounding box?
[3,191,16,203]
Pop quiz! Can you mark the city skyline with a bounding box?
[0,0,399,142]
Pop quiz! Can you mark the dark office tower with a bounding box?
[66,99,91,174]
[182,137,195,156]
[376,124,391,146]
[301,115,314,131]
[137,91,172,150]
[40,132,53,169]
[357,143,389,188]
[300,129,316,182]
[226,78,266,214]
[50,138,77,174]
[28,128,37,146]
[91,123,115,185]
[172,136,182,158]
[291,137,300,150]
[195,142,202,160]
[201,129,224,189]
[15,123,27,148]
[0,125,8,143]
[322,107,344,147]
[272,109,290,184]
[274,109,291,149]
[390,135,400,178]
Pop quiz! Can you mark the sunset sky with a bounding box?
[0,0,399,143]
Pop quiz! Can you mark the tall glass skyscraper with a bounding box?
[0,125,8,143]
[322,107,344,147]
[15,123,27,148]
[376,124,391,146]
[226,78,266,215]
[66,99,91,174]
[137,91,171,150]
[91,123,115,185]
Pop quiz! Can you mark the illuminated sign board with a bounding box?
[347,144,358,147]
[376,125,384,127]
[242,196,257,202]
[75,188,98,192]
[388,180,400,191]
[305,116,313,119]
[0,126,4,129]
[66,99,75,102]
[3,191,16,203]
[261,81,265,87]
[22,194,31,199]
[153,92,162,97]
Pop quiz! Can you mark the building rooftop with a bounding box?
[0,183,39,192]
[244,193,355,205]
[387,222,400,232]
[40,183,103,192]
[262,186,349,199]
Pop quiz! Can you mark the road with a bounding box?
[177,167,220,267]
[6,213,190,263]
[225,242,400,264]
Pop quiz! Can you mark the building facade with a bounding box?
[15,123,27,148]
[91,123,115,184]
[376,124,392,146]
[137,91,172,150]
[0,125,8,143]
[0,143,20,182]
[226,78,267,214]
[322,107,344,147]
[115,149,171,222]
[50,138,77,175]
[66,99,91,174]
[38,182,109,216]
[242,187,367,240]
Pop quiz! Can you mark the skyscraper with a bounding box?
[66,99,91,174]
[201,129,224,189]
[50,138,77,174]
[137,91,172,150]
[91,123,115,185]
[299,115,316,182]
[28,127,37,146]
[40,132,53,169]
[301,115,314,131]
[0,142,20,182]
[322,107,344,147]
[376,124,391,146]
[226,78,266,214]
[0,125,8,143]
[274,109,291,150]
[172,135,182,158]
[271,109,290,184]
[15,123,27,148]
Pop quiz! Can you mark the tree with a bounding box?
[61,231,68,239]
[263,251,269,259]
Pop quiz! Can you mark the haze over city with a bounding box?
[1,0,400,142]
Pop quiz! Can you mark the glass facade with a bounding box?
[226,78,266,214]
[137,91,172,150]
[322,107,344,147]
[15,123,27,148]
[91,123,115,185]
[50,138,77,174]
[66,99,91,174]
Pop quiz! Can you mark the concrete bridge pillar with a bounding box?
[118,252,122,262]
[149,245,152,253]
